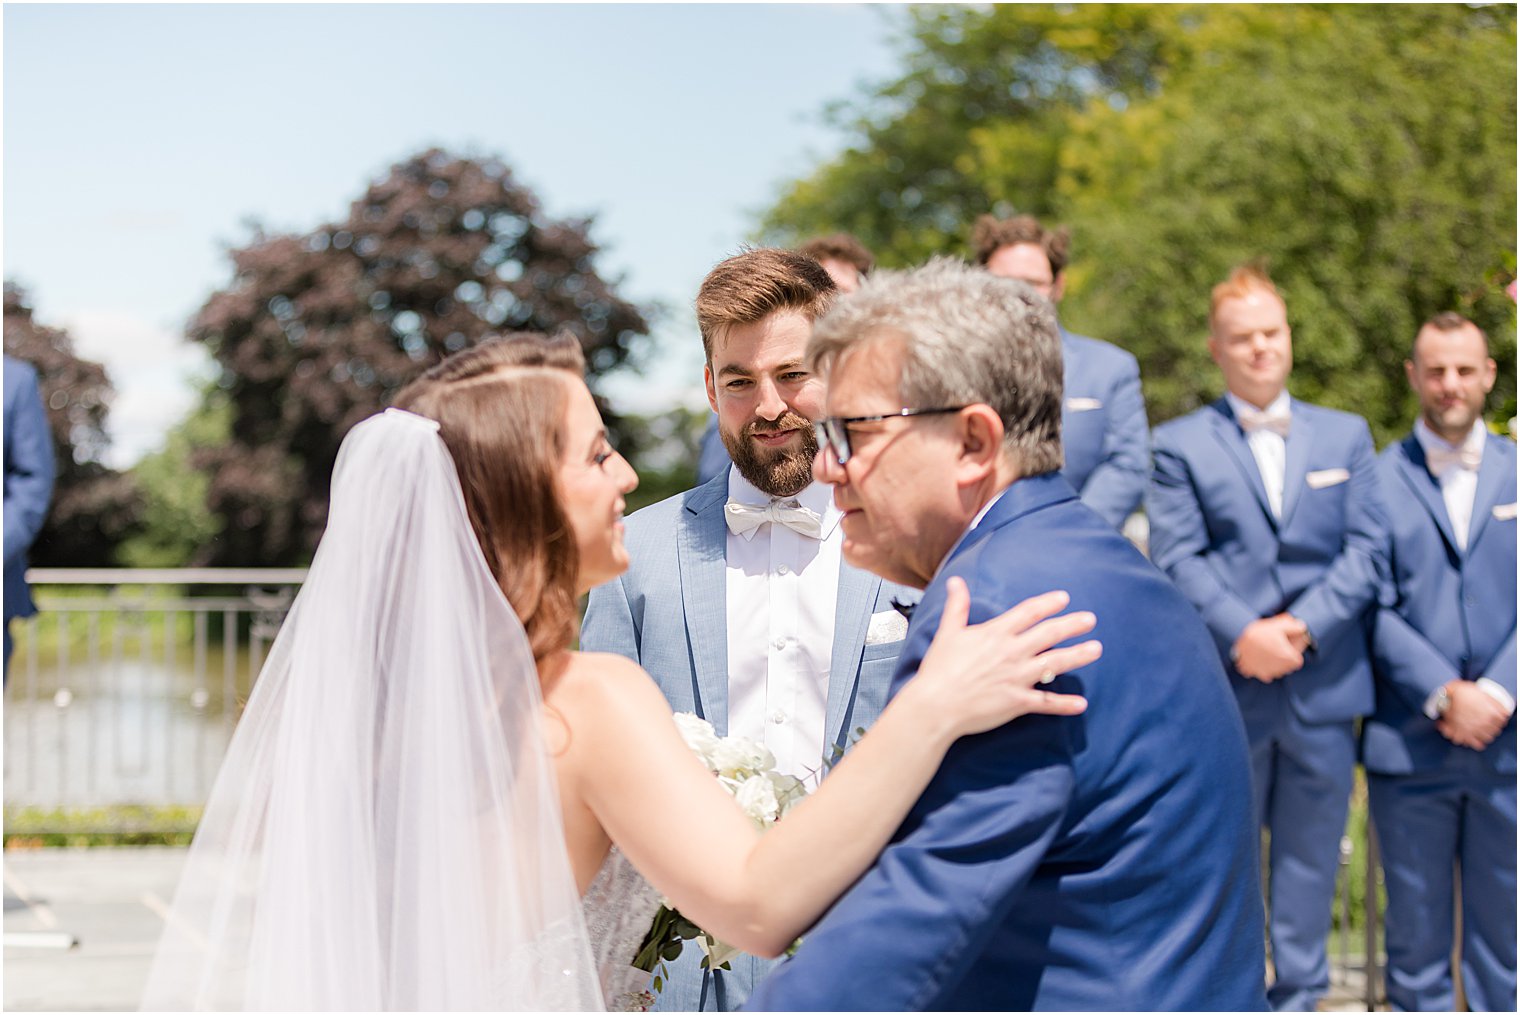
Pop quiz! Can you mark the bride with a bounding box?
[141,333,1099,1011]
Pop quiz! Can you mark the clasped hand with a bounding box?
[915,577,1100,739]
[1232,614,1311,682]
[1437,680,1512,751]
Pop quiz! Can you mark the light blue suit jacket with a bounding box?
[1059,328,1149,529]
[1364,431,1516,775]
[4,356,54,623]
[748,475,1266,1011]
[581,470,915,1011]
[1148,397,1386,727]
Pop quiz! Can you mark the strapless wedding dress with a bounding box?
[581,846,664,1011]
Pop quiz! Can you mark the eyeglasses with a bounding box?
[813,407,968,466]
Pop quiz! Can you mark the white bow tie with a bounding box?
[1425,443,1482,479]
[1237,405,1291,438]
[724,498,824,540]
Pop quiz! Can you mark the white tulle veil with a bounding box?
[141,408,603,1011]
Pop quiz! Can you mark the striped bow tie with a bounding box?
[1425,443,1482,479]
[724,498,824,540]
[1237,405,1291,438]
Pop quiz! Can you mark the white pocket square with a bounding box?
[865,610,909,646]
[1494,502,1518,521]
[1305,468,1351,489]
[1066,396,1103,412]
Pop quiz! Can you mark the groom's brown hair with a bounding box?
[393,332,585,665]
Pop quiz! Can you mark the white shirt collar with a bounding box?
[725,470,844,539]
[1413,417,1486,460]
[1225,388,1291,423]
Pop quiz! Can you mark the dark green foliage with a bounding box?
[763,5,1517,445]
[2,283,144,565]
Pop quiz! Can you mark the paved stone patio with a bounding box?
[4,846,1384,1011]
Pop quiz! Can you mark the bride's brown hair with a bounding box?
[392,332,587,664]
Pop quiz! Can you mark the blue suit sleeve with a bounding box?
[1147,432,1260,657]
[580,573,639,661]
[4,367,55,571]
[1482,630,1516,700]
[1371,605,1461,714]
[1077,353,1149,528]
[1286,422,1387,653]
[747,595,1076,1011]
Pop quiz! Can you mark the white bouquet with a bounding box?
[634,714,809,987]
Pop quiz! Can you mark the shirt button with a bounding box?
[773,637,787,651]
[770,710,787,725]
[777,563,790,575]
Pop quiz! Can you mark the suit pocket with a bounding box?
[861,638,904,663]
[1306,467,1351,489]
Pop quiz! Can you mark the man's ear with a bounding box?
[704,364,718,414]
[1050,270,1067,304]
[954,405,1005,482]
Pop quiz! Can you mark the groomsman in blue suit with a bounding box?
[1148,266,1386,1011]
[582,248,914,1011]
[749,259,1265,1011]
[973,214,1149,529]
[4,355,55,681]
[1366,312,1515,1012]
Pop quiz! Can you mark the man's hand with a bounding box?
[1437,680,1512,750]
[1232,617,1306,682]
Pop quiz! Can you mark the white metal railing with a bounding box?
[4,569,306,816]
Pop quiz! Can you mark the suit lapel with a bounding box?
[1393,435,1461,556]
[824,561,879,749]
[1464,434,1513,551]
[1208,400,1277,529]
[677,482,732,733]
[1279,400,1312,526]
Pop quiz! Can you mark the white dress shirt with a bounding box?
[1227,390,1291,519]
[1411,419,1515,718]
[1414,417,1485,551]
[725,472,843,782]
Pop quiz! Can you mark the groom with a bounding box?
[581,248,916,1011]
[747,259,1267,1011]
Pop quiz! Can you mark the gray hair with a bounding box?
[806,257,1064,475]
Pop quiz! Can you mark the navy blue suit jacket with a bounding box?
[1148,398,1385,727]
[4,357,54,623]
[1364,432,1516,775]
[748,475,1266,1011]
[1059,328,1149,529]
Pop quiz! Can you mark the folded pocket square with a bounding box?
[1066,396,1103,412]
[1494,502,1518,521]
[865,609,909,646]
[1306,467,1351,489]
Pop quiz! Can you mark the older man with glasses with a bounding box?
[748,258,1266,1012]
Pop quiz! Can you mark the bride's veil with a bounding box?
[141,408,603,1011]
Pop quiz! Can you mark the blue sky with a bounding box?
[3,3,903,465]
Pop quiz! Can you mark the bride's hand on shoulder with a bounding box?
[907,577,1099,738]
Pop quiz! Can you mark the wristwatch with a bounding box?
[1434,685,1453,718]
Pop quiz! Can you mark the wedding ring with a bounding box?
[1038,667,1055,685]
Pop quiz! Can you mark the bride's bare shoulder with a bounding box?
[549,650,671,722]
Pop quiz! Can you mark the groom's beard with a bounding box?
[721,411,819,498]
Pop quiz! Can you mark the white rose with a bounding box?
[709,735,775,778]
[673,713,720,769]
[733,774,780,827]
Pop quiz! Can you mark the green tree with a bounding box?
[117,388,230,567]
[764,4,1517,442]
